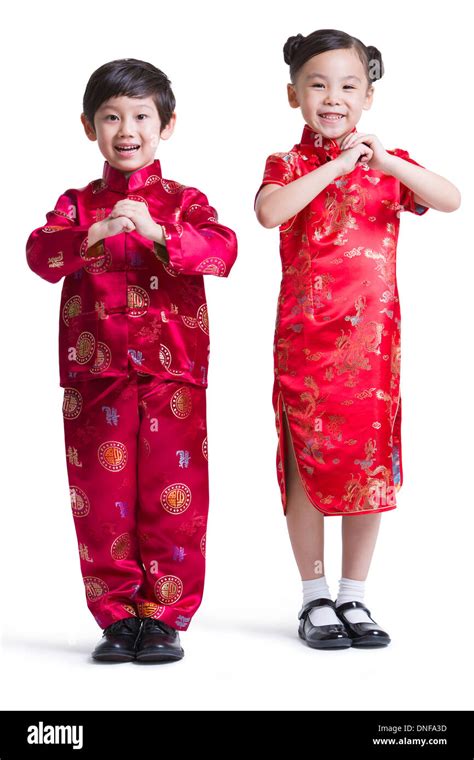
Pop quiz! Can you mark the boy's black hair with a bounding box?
[82,58,176,130]
[283,29,384,86]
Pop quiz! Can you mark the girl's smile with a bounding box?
[287,48,373,145]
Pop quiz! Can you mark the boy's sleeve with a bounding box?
[388,148,430,216]
[26,191,93,284]
[154,187,238,277]
[254,152,295,211]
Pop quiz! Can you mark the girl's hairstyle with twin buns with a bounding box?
[283,28,384,86]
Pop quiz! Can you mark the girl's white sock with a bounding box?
[302,576,340,626]
[335,577,375,624]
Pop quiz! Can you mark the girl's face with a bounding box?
[287,48,373,144]
[81,94,175,176]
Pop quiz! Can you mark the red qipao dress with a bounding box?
[255,123,429,516]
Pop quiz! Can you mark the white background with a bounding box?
[1,0,472,711]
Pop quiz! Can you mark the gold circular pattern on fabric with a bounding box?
[63,388,83,419]
[98,441,128,472]
[161,483,192,515]
[75,332,96,364]
[170,386,193,419]
[70,486,90,518]
[154,575,183,605]
[111,532,131,560]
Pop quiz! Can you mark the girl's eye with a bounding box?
[105,115,118,121]
[311,84,356,90]
[137,114,148,119]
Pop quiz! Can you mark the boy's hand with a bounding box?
[339,132,390,172]
[85,217,136,258]
[109,199,162,242]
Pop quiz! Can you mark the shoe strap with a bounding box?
[336,600,372,617]
[298,597,335,620]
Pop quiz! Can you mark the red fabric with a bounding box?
[256,123,429,516]
[26,159,238,387]
[63,368,208,630]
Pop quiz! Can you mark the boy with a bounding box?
[26,58,237,663]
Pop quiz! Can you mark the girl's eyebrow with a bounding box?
[306,73,361,82]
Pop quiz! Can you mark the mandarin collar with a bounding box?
[102,158,162,193]
[298,122,357,163]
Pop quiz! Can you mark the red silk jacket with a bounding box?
[26,159,238,388]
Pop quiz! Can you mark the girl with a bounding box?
[254,29,460,649]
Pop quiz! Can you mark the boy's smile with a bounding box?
[81,94,175,177]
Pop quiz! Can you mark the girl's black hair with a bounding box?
[82,58,176,130]
[283,29,384,86]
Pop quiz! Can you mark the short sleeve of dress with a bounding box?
[254,152,295,211]
[388,148,429,215]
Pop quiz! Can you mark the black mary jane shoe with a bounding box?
[298,598,352,649]
[135,618,184,663]
[335,601,391,648]
[91,616,142,662]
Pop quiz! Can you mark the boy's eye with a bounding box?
[105,114,148,121]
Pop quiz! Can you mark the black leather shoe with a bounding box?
[298,598,352,649]
[335,601,391,647]
[135,618,184,663]
[91,616,142,662]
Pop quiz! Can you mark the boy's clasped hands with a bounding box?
[86,198,165,258]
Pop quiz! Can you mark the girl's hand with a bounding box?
[340,132,390,172]
[109,199,157,240]
[334,142,374,176]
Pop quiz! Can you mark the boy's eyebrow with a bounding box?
[98,102,155,111]
[306,73,361,82]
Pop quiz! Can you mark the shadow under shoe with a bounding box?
[91,616,142,663]
[298,598,352,650]
[335,601,391,648]
[135,618,184,663]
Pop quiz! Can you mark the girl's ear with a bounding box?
[363,86,374,111]
[287,83,299,109]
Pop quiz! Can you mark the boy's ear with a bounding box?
[160,111,176,141]
[81,113,97,141]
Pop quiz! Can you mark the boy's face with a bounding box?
[81,94,175,176]
[287,48,373,145]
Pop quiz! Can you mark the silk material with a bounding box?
[256,123,429,516]
[27,159,238,387]
[63,370,209,630]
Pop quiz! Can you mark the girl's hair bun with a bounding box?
[283,34,305,65]
[365,45,384,81]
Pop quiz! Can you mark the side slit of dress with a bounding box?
[277,388,327,518]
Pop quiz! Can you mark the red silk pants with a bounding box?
[62,369,209,631]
